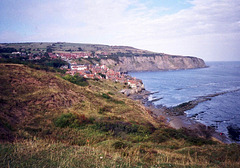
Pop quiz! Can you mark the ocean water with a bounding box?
[129,62,240,141]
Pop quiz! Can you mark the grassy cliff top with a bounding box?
[0,42,154,54]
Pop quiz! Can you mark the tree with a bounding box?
[98,73,106,79]
[0,47,17,53]
[46,46,53,53]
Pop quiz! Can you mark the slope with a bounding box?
[0,63,239,168]
[0,63,159,143]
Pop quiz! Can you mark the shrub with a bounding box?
[54,113,91,128]
[98,73,106,79]
[98,106,111,114]
[184,135,216,146]
[112,100,125,104]
[100,93,125,104]
[101,93,111,99]
[150,128,186,143]
[62,74,88,86]
[0,57,67,74]
[93,121,151,137]
[95,121,137,134]
[112,141,128,149]
[150,128,216,145]
[107,92,114,95]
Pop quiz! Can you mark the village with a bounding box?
[4,48,145,95]
[66,62,145,95]
[50,52,145,95]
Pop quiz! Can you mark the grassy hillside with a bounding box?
[0,63,240,167]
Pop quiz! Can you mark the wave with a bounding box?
[174,81,240,91]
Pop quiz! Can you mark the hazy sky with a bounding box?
[0,0,240,61]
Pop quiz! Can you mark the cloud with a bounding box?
[0,0,239,60]
[127,0,240,61]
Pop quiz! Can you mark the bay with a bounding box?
[129,61,240,141]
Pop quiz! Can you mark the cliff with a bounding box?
[100,55,206,72]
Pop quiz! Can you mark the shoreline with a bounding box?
[128,89,235,144]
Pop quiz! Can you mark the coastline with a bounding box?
[128,89,234,144]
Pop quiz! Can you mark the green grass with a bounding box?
[1,140,239,168]
[0,140,134,168]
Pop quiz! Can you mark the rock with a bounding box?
[227,124,240,141]
[120,89,131,96]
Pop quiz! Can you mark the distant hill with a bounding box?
[0,42,153,54]
[0,42,206,72]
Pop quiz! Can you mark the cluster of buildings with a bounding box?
[48,51,113,61]
[54,52,92,60]
[9,51,104,62]
[8,49,145,94]
[65,63,144,92]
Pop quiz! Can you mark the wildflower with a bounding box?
[87,139,89,146]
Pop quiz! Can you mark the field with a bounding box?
[0,42,153,54]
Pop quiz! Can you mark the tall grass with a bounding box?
[1,139,239,168]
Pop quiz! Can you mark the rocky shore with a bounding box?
[127,89,234,144]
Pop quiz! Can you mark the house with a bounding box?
[101,65,108,70]
[71,65,88,71]
[84,74,95,79]
[66,70,76,75]
[128,80,137,88]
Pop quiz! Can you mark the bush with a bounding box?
[0,58,66,74]
[150,128,216,145]
[95,121,137,134]
[98,73,106,79]
[62,74,88,86]
[150,128,187,143]
[98,106,112,114]
[101,93,125,104]
[184,135,216,146]
[0,47,17,53]
[45,59,67,68]
[112,99,125,104]
[107,92,114,95]
[54,113,91,128]
[101,93,111,99]
[93,121,151,137]
[112,141,128,149]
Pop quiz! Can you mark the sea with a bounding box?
[129,62,240,142]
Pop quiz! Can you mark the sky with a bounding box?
[0,0,240,61]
